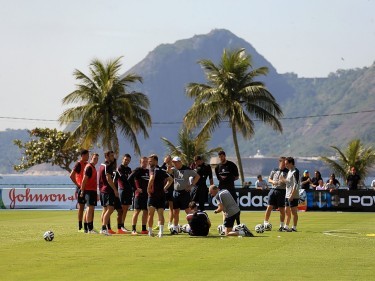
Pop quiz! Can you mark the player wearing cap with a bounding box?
[170,156,200,234]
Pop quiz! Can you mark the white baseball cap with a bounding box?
[172,156,181,162]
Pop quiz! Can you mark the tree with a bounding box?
[184,48,283,183]
[161,126,222,166]
[320,139,375,184]
[13,128,80,173]
[59,57,152,156]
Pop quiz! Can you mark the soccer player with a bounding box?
[99,150,119,235]
[146,154,173,237]
[80,153,99,233]
[281,157,300,232]
[214,150,239,202]
[160,155,174,229]
[209,185,252,237]
[185,201,211,236]
[191,155,213,211]
[215,150,240,225]
[128,156,150,235]
[170,156,200,234]
[114,154,133,234]
[69,149,89,232]
[263,156,288,232]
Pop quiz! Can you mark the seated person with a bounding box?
[185,201,211,236]
[255,175,269,190]
[315,179,326,190]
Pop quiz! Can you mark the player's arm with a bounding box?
[147,174,155,196]
[164,175,173,191]
[208,166,214,185]
[106,173,118,197]
[233,163,239,181]
[69,169,80,189]
[214,202,223,214]
[189,173,200,189]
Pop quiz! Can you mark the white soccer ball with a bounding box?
[217,224,225,235]
[43,230,54,241]
[299,189,307,202]
[255,224,265,233]
[264,223,272,231]
[181,224,191,233]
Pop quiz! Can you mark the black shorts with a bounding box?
[114,197,121,210]
[267,189,286,208]
[84,190,97,207]
[100,192,115,207]
[224,211,240,228]
[285,198,299,208]
[77,188,86,205]
[147,197,165,209]
[173,190,191,210]
[165,186,174,201]
[190,185,208,202]
[134,196,148,210]
[118,189,133,205]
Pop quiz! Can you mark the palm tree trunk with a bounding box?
[231,123,245,185]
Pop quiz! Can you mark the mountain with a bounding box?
[119,29,296,156]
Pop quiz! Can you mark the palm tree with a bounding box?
[320,139,375,184]
[184,48,283,183]
[59,57,151,156]
[161,126,222,166]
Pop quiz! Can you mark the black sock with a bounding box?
[79,221,83,230]
[142,225,146,231]
[88,222,93,231]
[118,223,122,230]
[102,225,106,231]
[107,223,111,230]
[132,225,136,231]
[84,222,88,231]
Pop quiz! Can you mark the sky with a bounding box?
[0,0,374,131]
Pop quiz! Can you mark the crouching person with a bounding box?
[209,185,252,237]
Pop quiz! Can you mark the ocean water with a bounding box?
[0,174,373,188]
[0,175,73,188]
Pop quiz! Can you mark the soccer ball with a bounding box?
[181,224,191,233]
[217,224,225,235]
[43,230,54,241]
[169,224,181,234]
[255,224,265,233]
[264,223,272,231]
[299,189,307,203]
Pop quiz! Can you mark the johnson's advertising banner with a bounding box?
[0,188,77,209]
[0,188,374,211]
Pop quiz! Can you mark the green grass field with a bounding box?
[1,210,374,281]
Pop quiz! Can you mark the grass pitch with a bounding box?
[1,210,374,281]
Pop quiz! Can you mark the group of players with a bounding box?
[70,149,299,237]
